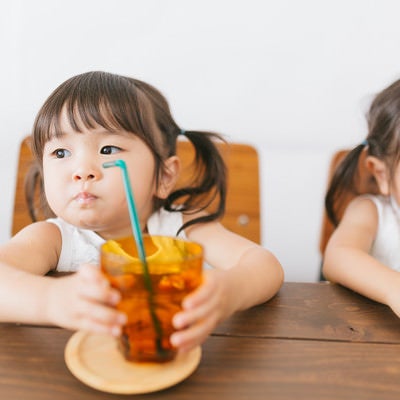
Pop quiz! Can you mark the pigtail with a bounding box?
[24,162,54,222]
[165,130,227,235]
[325,144,366,226]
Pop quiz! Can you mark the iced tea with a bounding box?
[101,235,203,363]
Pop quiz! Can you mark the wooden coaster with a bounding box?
[64,331,201,394]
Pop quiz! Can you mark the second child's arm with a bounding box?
[323,197,400,314]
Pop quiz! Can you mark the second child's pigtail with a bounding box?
[325,142,368,226]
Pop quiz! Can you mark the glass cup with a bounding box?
[101,235,203,363]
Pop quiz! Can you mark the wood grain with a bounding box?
[215,282,400,343]
[1,325,400,400]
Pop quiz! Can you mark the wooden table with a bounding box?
[2,282,400,400]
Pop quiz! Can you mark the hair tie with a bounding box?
[361,139,368,147]
[179,129,186,136]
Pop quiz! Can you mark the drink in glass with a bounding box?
[101,235,203,363]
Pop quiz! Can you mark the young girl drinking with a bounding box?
[323,78,400,317]
[0,71,283,352]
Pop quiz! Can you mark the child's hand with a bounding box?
[170,269,231,352]
[45,264,127,335]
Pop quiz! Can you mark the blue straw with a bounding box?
[103,159,147,264]
[102,159,165,356]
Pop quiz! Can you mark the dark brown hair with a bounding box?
[27,71,227,234]
[325,78,400,226]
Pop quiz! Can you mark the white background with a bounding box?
[1,0,400,281]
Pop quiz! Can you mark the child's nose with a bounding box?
[73,164,101,182]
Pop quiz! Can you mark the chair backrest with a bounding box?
[319,148,375,255]
[12,136,261,243]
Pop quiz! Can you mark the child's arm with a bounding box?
[323,197,400,313]
[170,215,284,351]
[0,222,126,333]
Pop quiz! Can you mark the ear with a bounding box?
[156,156,180,199]
[365,156,390,195]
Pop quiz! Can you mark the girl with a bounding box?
[0,71,283,352]
[323,78,400,317]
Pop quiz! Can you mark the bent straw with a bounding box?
[102,159,165,356]
[103,160,147,263]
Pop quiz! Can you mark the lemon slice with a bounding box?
[103,237,185,264]
[150,236,187,263]
[102,240,139,262]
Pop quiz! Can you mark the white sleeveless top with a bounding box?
[47,208,188,272]
[362,194,400,271]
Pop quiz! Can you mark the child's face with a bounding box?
[42,111,160,239]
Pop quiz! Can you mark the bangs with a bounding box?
[32,71,156,159]
[42,100,128,141]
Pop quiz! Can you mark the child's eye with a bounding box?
[101,145,121,155]
[53,149,71,158]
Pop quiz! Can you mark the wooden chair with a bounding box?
[12,136,261,243]
[319,148,376,260]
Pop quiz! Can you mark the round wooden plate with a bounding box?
[64,331,201,394]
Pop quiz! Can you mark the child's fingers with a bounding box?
[76,265,120,305]
[182,272,220,309]
[47,273,126,334]
[78,281,121,305]
[76,302,127,335]
[77,315,123,337]
[78,263,104,283]
[170,316,216,351]
[174,272,225,329]
[173,294,219,329]
[79,301,127,325]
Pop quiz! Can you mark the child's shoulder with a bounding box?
[348,193,386,210]
[343,194,381,225]
[344,194,398,229]
[351,194,393,213]
[2,221,62,274]
[11,220,62,245]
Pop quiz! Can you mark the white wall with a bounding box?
[2,0,400,281]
